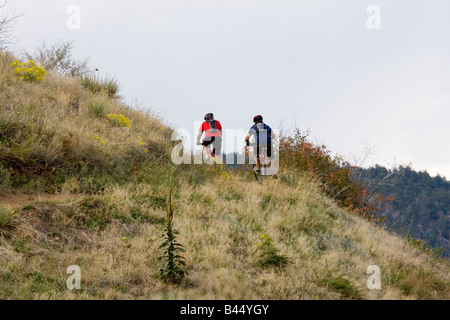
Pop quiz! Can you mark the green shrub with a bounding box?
[24,40,90,77]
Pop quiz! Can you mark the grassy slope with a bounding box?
[0,51,449,300]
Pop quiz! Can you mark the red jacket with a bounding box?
[200,120,222,138]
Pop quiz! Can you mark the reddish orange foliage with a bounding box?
[280,129,391,223]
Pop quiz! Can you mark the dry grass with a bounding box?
[0,50,449,300]
[1,177,448,300]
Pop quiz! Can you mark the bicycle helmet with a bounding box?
[204,113,214,120]
[253,115,263,123]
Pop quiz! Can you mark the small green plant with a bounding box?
[157,172,188,284]
[11,60,46,82]
[255,233,291,268]
[0,205,15,237]
[89,101,108,117]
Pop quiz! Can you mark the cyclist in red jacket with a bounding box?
[196,113,223,160]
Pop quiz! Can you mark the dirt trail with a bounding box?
[0,192,86,208]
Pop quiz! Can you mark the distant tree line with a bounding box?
[355,165,450,256]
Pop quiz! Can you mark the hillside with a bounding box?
[0,51,449,300]
[356,165,450,257]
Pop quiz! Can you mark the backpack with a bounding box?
[254,123,271,144]
[207,120,219,135]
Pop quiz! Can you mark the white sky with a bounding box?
[3,0,450,178]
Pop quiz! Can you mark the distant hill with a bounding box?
[355,165,450,257]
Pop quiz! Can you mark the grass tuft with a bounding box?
[0,205,15,237]
[79,74,121,100]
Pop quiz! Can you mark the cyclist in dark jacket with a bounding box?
[245,115,275,173]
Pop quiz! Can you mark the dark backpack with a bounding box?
[207,120,218,134]
[254,123,270,144]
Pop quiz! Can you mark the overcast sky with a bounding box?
[3,0,450,178]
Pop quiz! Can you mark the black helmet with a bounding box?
[204,113,214,120]
[253,115,263,123]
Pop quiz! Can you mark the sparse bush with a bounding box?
[0,1,22,49]
[24,40,90,76]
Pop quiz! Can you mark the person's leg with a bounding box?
[202,138,213,160]
[254,144,261,172]
[267,144,272,158]
[267,143,273,170]
[210,137,217,157]
[212,137,222,158]
[202,145,208,158]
